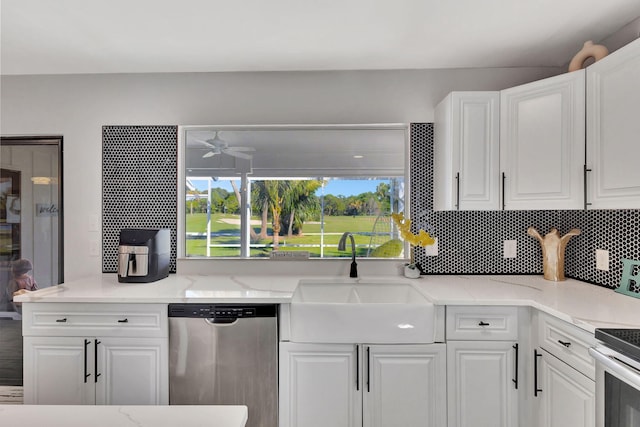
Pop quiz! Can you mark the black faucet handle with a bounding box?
[350,261,358,278]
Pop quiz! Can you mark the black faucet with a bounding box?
[338,232,358,278]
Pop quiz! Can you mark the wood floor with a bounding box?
[0,386,23,404]
[0,319,22,387]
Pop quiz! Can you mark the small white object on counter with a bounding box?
[0,405,248,427]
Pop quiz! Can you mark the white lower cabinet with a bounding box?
[279,342,446,427]
[22,302,169,405]
[24,336,167,405]
[446,306,521,427]
[447,341,519,427]
[533,311,596,427]
[534,350,595,427]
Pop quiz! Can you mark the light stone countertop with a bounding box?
[0,405,248,427]
[14,273,640,333]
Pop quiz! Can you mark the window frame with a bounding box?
[177,124,410,260]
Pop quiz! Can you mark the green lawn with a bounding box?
[185,213,397,258]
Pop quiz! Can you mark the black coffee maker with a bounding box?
[117,229,170,283]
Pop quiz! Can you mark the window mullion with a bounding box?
[240,175,251,257]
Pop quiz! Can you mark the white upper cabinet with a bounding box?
[434,92,500,210]
[586,38,640,209]
[500,70,585,210]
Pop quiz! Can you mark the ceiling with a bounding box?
[184,126,406,177]
[2,0,640,75]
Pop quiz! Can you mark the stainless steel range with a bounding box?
[590,329,640,427]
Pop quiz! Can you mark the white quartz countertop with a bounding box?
[0,404,248,427]
[15,273,640,333]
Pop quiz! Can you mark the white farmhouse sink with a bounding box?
[289,279,436,344]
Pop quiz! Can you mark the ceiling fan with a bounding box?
[194,132,255,160]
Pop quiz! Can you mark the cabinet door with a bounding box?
[500,71,585,210]
[279,342,361,427]
[364,344,447,427]
[536,350,595,427]
[434,92,500,211]
[95,337,168,405]
[586,38,640,208]
[23,336,95,404]
[447,341,518,427]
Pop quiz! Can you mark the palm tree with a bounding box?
[264,180,288,249]
[283,180,323,236]
[251,181,270,240]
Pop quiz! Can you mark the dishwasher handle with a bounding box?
[205,317,238,325]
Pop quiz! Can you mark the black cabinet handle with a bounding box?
[366,346,371,393]
[56,318,67,323]
[455,172,460,210]
[117,318,129,323]
[534,349,543,396]
[94,340,101,383]
[83,339,91,383]
[478,321,490,327]
[512,343,519,389]
[558,340,571,348]
[584,165,592,209]
[356,345,360,391]
[502,172,506,210]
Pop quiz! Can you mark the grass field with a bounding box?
[185,213,397,258]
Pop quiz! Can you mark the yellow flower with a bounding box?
[391,212,435,247]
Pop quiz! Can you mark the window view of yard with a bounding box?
[182,125,408,258]
[185,178,404,258]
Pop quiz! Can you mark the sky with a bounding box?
[189,178,399,197]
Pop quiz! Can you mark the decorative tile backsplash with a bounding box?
[100,123,639,290]
[410,123,640,290]
[102,125,178,273]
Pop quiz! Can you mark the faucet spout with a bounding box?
[338,232,358,278]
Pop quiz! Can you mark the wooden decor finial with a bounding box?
[527,227,581,281]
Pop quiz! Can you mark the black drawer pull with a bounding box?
[117,318,129,323]
[56,318,67,323]
[478,321,490,326]
[558,340,571,348]
[534,349,543,396]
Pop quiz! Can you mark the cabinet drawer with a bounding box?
[446,306,518,340]
[537,311,596,380]
[22,303,167,338]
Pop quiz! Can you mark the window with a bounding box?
[179,125,408,259]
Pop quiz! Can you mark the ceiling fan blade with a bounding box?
[227,147,256,152]
[202,151,218,158]
[223,149,253,160]
[193,138,216,148]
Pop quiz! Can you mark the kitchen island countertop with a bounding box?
[0,404,248,427]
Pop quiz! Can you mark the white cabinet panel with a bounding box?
[364,344,446,427]
[96,337,168,405]
[434,92,500,210]
[23,336,95,405]
[587,38,640,208]
[500,71,585,210]
[447,341,518,427]
[537,350,595,427]
[279,342,361,427]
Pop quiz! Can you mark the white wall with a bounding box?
[0,66,562,280]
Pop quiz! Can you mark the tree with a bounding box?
[251,181,270,240]
[376,182,391,213]
[264,180,288,249]
[282,180,323,236]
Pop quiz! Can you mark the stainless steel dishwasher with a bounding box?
[168,303,278,427]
